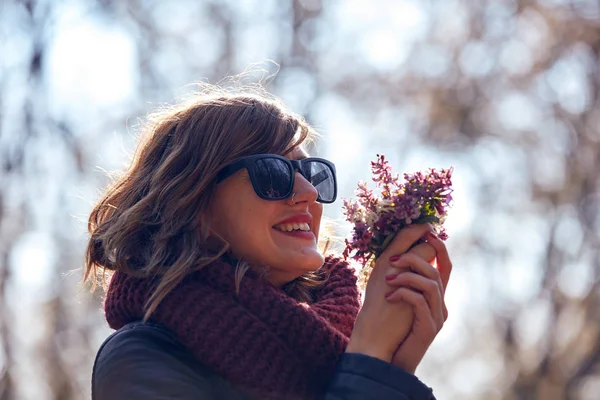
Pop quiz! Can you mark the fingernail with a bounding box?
[389,255,401,262]
[427,232,438,240]
[385,291,394,298]
[385,274,399,281]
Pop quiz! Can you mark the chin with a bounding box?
[274,249,324,274]
[297,250,325,272]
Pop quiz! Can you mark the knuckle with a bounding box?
[410,243,436,260]
[384,266,401,276]
[415,294,428,308]
[397,287,412,296]
[437,316,445,328]
[402,252,418,263]
[422,323,436,338]
[425,279,438,293]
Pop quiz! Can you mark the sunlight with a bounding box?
[46,4,138,114]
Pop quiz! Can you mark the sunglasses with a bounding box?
[216,154,338,203]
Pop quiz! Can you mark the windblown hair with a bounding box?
[84,86,329,320]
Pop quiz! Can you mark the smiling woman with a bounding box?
[210,150,337,287]
[85,83,449,400]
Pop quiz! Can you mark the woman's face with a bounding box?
[208,147,325,287]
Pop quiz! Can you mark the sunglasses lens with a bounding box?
[253,158,293,199]
[303,161,336,203]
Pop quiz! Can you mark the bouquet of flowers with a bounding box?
[342,154,453,289]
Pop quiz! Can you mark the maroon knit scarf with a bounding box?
[104,255,360,400]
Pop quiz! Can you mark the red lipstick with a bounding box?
[274,213,312,227]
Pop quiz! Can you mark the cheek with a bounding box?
[209,185,253,239]
[213,194,277,248]
[310,204,324,238]
[226,203,281,263]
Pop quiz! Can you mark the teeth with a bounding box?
[274,222,311,232]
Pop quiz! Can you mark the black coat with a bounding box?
[92,321,436,400]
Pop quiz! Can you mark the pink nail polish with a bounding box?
[385,274,399,281]
[385,291,393,298]
[389,255,401,262]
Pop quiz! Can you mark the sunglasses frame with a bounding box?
[216,153,338,204]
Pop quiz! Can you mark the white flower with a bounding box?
[364,209,379,227]
[376,198,395,213]
[351,207,367,224]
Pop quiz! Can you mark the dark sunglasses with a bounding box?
[216,154,338,203]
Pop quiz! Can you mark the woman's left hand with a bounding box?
[385,232,452,374]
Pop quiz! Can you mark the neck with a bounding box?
[265,270,301,288]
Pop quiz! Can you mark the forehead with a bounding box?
[287,147,309,160]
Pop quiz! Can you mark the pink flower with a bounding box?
[342,155,453,278]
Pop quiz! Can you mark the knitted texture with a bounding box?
[104,255,360,400]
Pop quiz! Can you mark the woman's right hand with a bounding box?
[345,223,436,362]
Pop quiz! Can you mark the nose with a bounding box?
[289,171,318,205]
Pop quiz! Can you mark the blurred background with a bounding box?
[1,0,600,398]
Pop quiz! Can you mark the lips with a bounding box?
[273,213,313,228]
[273,229,315,240]
[272,213,315,239]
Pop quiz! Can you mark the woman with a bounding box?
[86,88,452,400]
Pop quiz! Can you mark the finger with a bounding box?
[386,242,435,277]
[385,273,443,325]
[385,288,438,338]
[385,273,444,329]
[390,252,442,288]
[426,232,453,291]
[407,242,436,264]
[381,223,434,259]
[442,301,448,322]
[396,242,450,321]
[390,252,446,320]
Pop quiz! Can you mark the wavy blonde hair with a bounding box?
[84,86,330,320]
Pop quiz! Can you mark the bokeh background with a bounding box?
[2,0,600,399]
